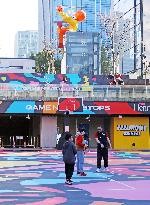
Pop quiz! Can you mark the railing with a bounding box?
[0,84,149,101]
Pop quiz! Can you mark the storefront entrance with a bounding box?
[0,115,40,148]
[57,115,112,148]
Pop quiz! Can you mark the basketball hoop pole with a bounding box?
[64,110,70,132]
[58,97,83,133]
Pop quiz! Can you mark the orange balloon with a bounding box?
[57,5,63,12]
[75,10,86,22]
[56,6,86,48]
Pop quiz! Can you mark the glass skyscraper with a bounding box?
[38,0,150,76]
[66,32,100,74]
[38,0,51,51]
[38,0,111,73]
[53,0,111,33]
[38,0,111,47]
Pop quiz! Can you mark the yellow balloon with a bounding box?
[56,6,86,48]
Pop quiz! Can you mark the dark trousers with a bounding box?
[65,163,75,180]
[97,147,108,168]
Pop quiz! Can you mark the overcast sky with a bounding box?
[0,0,38,57]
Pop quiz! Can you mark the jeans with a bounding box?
[77,150,84,172]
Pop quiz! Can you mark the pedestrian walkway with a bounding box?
[0,150,149,205]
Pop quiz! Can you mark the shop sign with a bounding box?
[26,104,58,111]
[133,103,150,112]
[83,105,111,111]
[117,124,147,136]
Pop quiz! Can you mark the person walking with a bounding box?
[62,132,77,185]
[75,130,87,176]
[95,126,112,172]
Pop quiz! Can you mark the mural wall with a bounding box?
[0,73,110,85]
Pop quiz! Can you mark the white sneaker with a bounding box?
[96,168,102,173]
[104,167,109,172]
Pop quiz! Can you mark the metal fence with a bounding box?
[0,84,149,101]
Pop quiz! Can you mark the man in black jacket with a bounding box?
[62,133,77,185]
[95,126,112,172]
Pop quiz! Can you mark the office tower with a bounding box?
[66,32,100,75]
[38,0,111,74]
[14,31,38,58]
[38,0,51,51]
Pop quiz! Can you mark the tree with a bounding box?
[101,47,112,74]
[30,50,61,74]
[54,59,61,73]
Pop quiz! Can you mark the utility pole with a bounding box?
[112,22,116,74]
[134,0,137,71]
[140,0,144,77]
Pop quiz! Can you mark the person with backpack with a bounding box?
[95,126,112,172]
[62,132,77,185]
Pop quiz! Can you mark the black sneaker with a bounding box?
[65,180,72,185]
[77,171,80,175]
[69,179,73,183]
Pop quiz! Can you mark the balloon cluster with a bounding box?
[56,5,86,48]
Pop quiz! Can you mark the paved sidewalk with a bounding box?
[0,150,150,205]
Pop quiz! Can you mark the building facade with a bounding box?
[14,31,38,58]
[38,0,111,74]
[38,0,52,51]
[66,32,100,74]
[55,0,111,32]
[38,0,111,52]
[0,73,149,149]
[0,58,35,73]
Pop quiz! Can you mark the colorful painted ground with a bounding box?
[0,150,149,205]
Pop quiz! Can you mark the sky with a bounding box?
[0,0,38,57]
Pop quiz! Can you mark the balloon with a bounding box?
[56,5,86,48]
[57,5,63,12]
[75,10,86,22]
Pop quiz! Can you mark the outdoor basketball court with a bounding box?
[0,150,149,205]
